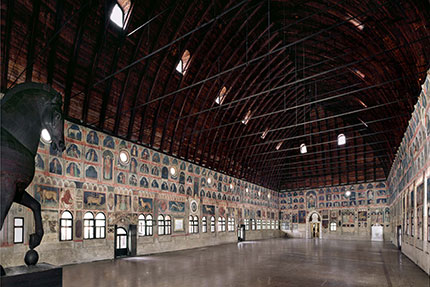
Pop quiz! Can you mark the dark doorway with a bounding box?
[129,224,137,256]
[397,226,402,250]
[115,226,128,257]
[238,224,245,241]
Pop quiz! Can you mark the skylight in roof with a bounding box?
[110,4,124,28]
[176,50,191,75]
[242,110,252,125]
[356,98,367,108]
[261,128,269,139]
[110,1,132,29]
[215,87,227,105]
[347,13,364,31]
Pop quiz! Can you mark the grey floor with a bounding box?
[63,238,429,287]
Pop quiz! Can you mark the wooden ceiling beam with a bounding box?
[1,0,15,92]
[24,0,41,82]
[46,0,64,85]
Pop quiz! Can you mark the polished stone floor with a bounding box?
[63,238,429,287]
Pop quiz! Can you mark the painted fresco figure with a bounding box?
[103,151,113,180]
[49,158,62,174]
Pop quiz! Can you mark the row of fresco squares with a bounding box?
[35,121,279,208]
[34,177,277,207]
[281,208,390,228]
[388,72,430,198]
[36,155,278,207]
[36,122,278,196]
[34,183,270,213]
[32,184,276,235]
[279,182,388,210]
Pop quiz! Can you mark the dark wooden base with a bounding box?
[1,263,62,287]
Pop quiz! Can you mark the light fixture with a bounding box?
[258,191,261,197]
[110,4,124,28]
[119,150,130,164]
[345,190,351,197]
[41,128,52,143]
[207,177,212,185]
[245,188,249,193]
[300,143,307,154]
[276,142,282,150]
[337,134,346,146]
[261,128,269,139]
[230,183,234,190]
[268,193,271,199]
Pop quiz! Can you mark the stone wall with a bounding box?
[0,121,281,268]
[387,70,430,274]
[279,182,391,240]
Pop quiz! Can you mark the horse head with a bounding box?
[41,90,65,153]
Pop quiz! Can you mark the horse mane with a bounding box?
[1,82,62,107]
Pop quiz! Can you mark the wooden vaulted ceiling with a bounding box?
[1,0,429,191]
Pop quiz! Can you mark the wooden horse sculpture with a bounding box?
[0,83,65,274]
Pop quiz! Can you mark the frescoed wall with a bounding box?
[386,70,430,274]
[279,182,390,240]
[0,121,281,268]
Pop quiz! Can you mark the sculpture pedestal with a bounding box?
[1,263,62,287]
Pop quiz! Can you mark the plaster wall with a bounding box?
[0,122,281,268]
[386,70,430,275]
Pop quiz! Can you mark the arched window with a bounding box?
[146,214,153,236]
[165,215,172,235]
[189,215,198,234]
[337,133,346,146]
[257,219,262,230]
[110,0,132,29]
[138,214,146,235]
[175,50,191,75]
[251,219,256,230]
[330,222,337,231]
[210,216,216,233]
[95,212,106,239]
[228,217,235,232]
[300,143,307,154]
[244,219,249,231]
[13,217,24,244]
[116,227,127,249]
[60,211,73,241]
[192,216,199,233]
[189,215,194,234]
[84,212,94,239]
[158,215,165,235]
[218,217,226,232]
[202,217,207,233]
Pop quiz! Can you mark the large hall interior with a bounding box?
[1,0,430,286]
